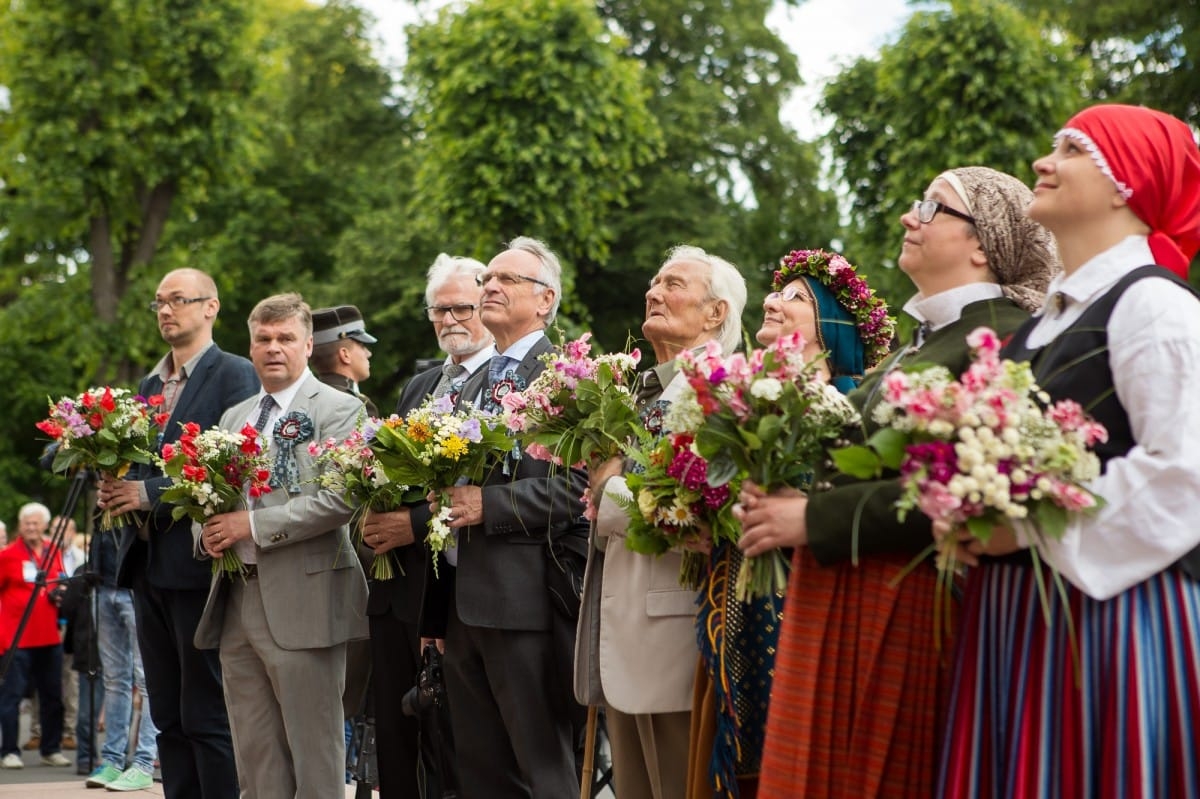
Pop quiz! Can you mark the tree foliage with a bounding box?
[821,0,1085,305]
[1012,0,1200,125]
[403,0,662,332]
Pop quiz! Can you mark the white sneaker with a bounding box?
[1,752,23,769]
[41,751,71,767]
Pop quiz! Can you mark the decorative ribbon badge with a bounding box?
[484,370,527,474]
[272,411,315,494]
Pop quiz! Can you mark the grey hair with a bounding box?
[663,245,748,355]
[18,501,51,524]
[505,236,563,325]
[425,253,488,306]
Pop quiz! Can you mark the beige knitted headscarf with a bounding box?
[938,166,1060,313]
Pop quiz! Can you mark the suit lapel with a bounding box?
[164,347,222,443]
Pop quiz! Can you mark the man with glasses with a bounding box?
[419,237,589,799]
[97,268,257,798]
[360,253,494,798]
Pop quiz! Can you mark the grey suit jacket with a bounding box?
[421,335,589,634]
[193,374,369,650]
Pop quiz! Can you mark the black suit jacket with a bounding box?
[420,335,589,636]
[118,344,259,591]
[365,365,440,623]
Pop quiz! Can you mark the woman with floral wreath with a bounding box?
[684,248,895,799]
[735,166,1059,798]
[938,105,1200,798]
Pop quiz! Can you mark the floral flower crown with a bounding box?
[773,248,895,370]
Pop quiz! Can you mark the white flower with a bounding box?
[750,377,784,401]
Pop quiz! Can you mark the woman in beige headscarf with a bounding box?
[735,166,1059,799]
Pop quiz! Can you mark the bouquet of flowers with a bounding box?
[621,429,740,588]
[371,395,512,575]
[500,333,643,470]
[831,328,1107,634]
[157,422,273,577]
[677,332,862,600]
[308,420,413,580]
[36,387,169,529]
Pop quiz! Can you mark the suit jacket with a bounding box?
[120,345,259,591]
[421,335,589,635]
[579,370,699,714]
[193,374,369,650]
[806,297,1030,564]
[365,365,439,623]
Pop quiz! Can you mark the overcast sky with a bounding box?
[351,0,913,139]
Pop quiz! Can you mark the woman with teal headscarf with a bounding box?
[684,249,893,799]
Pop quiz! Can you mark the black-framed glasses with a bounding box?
[475,271,552,289]
[765,284,813,304]
[148,296,212,313]
[426,304,478,322]
[912,199,976,225]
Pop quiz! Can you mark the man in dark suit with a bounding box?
[97,268,258,799]
[421,237,589,798]
[360,253,494,798]
[193,293,368,799]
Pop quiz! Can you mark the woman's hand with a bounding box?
[931,519,1021,567]
[735,481,809,556]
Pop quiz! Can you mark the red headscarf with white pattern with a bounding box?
[1056,104,1200,279]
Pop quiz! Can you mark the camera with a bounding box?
[401,643,448,718]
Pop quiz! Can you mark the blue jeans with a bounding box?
[97,587,158,772]
[0,644,63,756]
[76,669,105,770]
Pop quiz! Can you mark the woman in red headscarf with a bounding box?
[938,104,1200,798]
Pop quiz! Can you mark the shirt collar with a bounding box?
[447,345,497,378]
[152,341,215,382]
[1038,235,1154,315]
[903,283,1004,331]
[258,368,313,415]
[496,330,546,366]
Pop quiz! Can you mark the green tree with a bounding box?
[594,0,839,343]
[1012,0,1200,125]
[821,0,1085,307]
[402,0,662,341]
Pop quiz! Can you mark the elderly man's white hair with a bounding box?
[505,236,563,325]
[662,245,748,355]
[18,501,51,524]
[425,253,488,306]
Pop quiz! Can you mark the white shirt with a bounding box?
[237,369,314,564]
[1019,236,1200,599]
[902,283,1004,332]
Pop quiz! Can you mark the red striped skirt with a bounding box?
[759,548,953,799]
[938,562,1200,799]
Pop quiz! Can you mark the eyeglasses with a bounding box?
[765,284,812,304]
[911,199,976,225]
[426,304,478,322]
[148,296,212,313]
[475,271,552,289]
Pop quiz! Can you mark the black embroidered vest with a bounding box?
[1004,265,1200,580]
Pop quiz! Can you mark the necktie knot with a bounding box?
[489,356,516,385]
[432,362,469,399]
[253,395,276,433]
[635,369,662,405]
[913,321,932,349]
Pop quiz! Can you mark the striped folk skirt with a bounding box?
[758,548,953,799]
[939,562,1200,798]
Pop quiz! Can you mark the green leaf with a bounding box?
[867,427,910,471]
[1035,502,1068,540]
[705,454,740,488]
[829,445,883,479]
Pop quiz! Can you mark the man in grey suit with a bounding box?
[360,253,494,798]
[423,237,589,798]
[193,293,368,799]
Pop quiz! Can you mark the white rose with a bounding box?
[750,378,784,401]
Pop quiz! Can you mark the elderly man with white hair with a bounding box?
[579,246,748,799]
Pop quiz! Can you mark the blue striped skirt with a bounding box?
[938,561,1200,798]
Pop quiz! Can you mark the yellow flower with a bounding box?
[440,435,469,460]
[637,489,657,521]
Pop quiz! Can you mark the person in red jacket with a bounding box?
[0,502,70,769]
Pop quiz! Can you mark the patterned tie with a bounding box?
[432,362,468,399]
[912,321,933,349]
[252,395,276,434]
[635,368,662,407]
[482,356,517,414]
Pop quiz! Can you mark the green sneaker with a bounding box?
[86,763,123,787]
[105,766,155,792]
